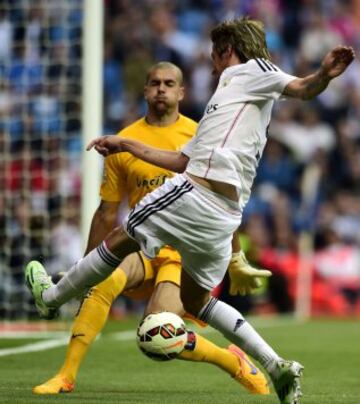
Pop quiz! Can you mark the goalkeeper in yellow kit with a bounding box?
[33,62,271,395]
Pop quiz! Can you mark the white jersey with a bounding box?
[182,58,296,210]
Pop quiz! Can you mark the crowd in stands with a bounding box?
[1,0,359,318]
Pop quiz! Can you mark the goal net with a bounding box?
[0,0,84,319]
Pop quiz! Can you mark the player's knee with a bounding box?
[106,225,140,257]
[119,253,144,290]
[91,277,120,306]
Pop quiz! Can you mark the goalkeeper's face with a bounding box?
[144,67,184,115]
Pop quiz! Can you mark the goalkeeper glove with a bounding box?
[228,251,272,296]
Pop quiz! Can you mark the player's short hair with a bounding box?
[145,62,184,85]
[211,17,271,62]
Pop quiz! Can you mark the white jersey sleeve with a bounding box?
[243,58,297,100]
[181,135,196,158]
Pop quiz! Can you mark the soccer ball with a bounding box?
[136,312,188,361]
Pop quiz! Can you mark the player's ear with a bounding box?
[178,86,185,101]
[223,45,233,60]
[144,85,148,99]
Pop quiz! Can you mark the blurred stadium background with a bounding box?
[0,0,360,324]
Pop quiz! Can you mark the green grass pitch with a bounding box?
[0,317,359,403]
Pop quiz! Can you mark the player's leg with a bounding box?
[25,226,138,316]
[180,270,303,404]
[32,253,146,394]
[62,252,147,377]
[143,277,269,395]
[25,176,188,316]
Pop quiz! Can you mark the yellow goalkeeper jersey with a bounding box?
[100,114,197,207]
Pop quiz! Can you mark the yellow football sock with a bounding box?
[58,268,127,381]
[179,333,239,377]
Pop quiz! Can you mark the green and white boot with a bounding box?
[271,360,304,404]
[25,261,59,319]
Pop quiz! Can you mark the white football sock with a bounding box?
[199,297,280,375]
[43,242,122,306]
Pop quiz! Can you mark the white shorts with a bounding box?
[123,174,242,290]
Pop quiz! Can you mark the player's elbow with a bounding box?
[285,87,314,101]
[173,163,187,173]
[300,91,315,101]
[284,80,317,101]
[172,153,189,173]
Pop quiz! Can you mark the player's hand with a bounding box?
[87,135,123,156]
[228,251,272,296]
[320,46,355,80]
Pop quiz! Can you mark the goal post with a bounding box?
[81,0,103,250]
[295,163,322,320]
[0,0,104,320]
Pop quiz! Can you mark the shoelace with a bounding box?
[37,273,52,286]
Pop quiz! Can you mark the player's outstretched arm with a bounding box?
[87,135,189,173]
[283,45,355,100]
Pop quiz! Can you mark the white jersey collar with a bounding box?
[219,60,251,86]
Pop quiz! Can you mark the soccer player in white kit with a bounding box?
[26,17,354,404]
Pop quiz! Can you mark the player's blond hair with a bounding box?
[211,17,271,62]
[145,62,184,85]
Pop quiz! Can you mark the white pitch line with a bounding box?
[0,316,304,357]
[0,338,68,357]
[111,330,136,341]
[0,331,69,339]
